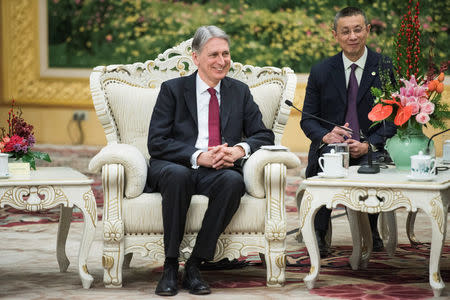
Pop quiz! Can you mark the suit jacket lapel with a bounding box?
[184,72,198,127]
[357,49,379,103]
[219,77,232,132]
[330,53,347,105]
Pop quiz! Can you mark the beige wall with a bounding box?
[0,0,449,156]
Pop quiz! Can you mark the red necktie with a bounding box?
[207,88,221,147]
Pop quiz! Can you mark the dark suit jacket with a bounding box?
[301,48,396,177]
[146,71,274,187]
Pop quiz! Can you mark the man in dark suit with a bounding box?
[146,25,274,296]
[300,7,396,257]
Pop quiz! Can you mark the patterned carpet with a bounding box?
[0,145,449,299]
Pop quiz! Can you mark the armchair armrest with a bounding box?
[243,149,301,198]
[89,143,147,198]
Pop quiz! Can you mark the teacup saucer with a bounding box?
[406,174,436,181]
[318,172,346,179]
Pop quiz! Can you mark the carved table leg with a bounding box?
[57,205,73,272]
[421,194,448,297]
[359,212,372,269]
[300,192,323,289]
[406,211,419,246]
[74,188,98,289]
[383,211,397,257]
[347,209,362,270]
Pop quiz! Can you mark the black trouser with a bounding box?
[149,159,245,261]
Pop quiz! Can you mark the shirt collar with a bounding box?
[196,73,221,95]
[342,46,368,70]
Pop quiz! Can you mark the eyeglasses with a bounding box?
[339,26,367,37]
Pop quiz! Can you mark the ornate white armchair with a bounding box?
[88,39,301,288]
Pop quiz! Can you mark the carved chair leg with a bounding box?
[264,241,285,287]
[103,241,125,288]
[102,164,125,288]
[264,163,287,287]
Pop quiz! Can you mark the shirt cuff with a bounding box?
[235,142,251,159]
[190,150,203,169]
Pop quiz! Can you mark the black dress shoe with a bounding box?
[182,262,211,295]
[155,264,179,296]
[372,230,384,252]
[315,230,329,258]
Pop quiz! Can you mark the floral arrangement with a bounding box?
[368,0,449,135]
[0,100,51,169]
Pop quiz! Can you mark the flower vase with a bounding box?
[385,122,433,171]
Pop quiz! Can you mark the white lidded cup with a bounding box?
[318,149,346,176]
[410,151,436,179]
[0,153,9,177]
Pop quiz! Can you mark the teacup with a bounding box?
[318,149,346,176]
[410,151,436,179]
[0,153,9,177]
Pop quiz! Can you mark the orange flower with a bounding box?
[371,98,413,126]
[394,105,413,126]
[427,80,438,92]
[436,82,444,93]
[368,103,393,121]
[437,72,444,82]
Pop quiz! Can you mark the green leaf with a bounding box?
[20,153,37,170]
[371,87,383,98]
[30,151,52,162]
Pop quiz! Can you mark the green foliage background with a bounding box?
[48,0,449,73]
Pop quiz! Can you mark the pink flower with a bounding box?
[420,101,435,114]
[406,101,420,115]
[416,112,430,124]
[392,75,428,111]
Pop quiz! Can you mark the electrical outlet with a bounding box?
[73,110,88,121]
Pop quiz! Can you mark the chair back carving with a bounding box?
[90,38,296,161]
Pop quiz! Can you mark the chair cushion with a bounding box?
[250,82,282,129]
[105,82,160,162]
[122,193,266,234]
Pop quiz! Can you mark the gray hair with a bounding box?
[333,7,368,31]
[192,25,230,53]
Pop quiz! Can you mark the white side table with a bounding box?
[0,167,97,289]
[299,165,449,297]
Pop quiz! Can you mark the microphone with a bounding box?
[284,100,353,133]
[425,128,450,155]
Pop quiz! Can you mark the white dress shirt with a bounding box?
[342,46,368,87]
[190,73,250,168]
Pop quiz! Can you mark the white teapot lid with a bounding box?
[324,149,340,156]
[411,151,430,159]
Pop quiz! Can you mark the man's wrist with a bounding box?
[363,141,377,153]
[234,145,245,158]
